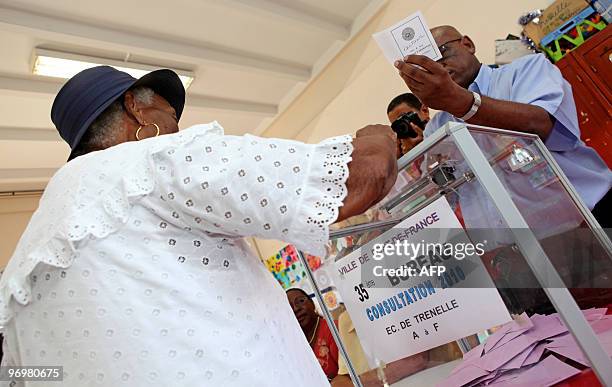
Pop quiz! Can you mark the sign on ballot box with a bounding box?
[332,197,511,366]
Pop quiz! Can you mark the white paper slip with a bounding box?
[373,11,442,64]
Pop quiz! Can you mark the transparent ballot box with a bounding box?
[296,122,612,386]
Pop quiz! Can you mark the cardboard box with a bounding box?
[523,0,590,44]
[495,40,535,65]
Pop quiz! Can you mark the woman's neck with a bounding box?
[305,316,320,344]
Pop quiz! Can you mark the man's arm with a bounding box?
[394,56,554,140]
[462,94,553,140]
[331,354,428,387]
[331,374,354,387]
[337,125,398,223]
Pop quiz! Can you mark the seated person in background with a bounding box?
[287,288,339,380]
[394,25,611,228]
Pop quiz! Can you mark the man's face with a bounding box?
[431,28,478,89]
[287,290,316,330]
[387,102,428,124]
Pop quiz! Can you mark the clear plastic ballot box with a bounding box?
[295,122,612,386]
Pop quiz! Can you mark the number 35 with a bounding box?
[354,284,369,302]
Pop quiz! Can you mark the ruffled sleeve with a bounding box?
[149,124,353,256]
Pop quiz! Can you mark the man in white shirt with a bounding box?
[0,66,398,386]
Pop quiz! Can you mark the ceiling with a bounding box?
[0,0,385,192]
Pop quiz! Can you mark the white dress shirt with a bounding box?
[0,122,353,387]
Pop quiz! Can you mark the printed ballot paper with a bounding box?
[373,11,442,64]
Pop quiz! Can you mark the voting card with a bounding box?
[373,11,442,64]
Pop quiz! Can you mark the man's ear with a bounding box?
[462,35,476,55]
[420,104,430,120]
[123,91,146,126]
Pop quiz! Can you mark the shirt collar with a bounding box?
[469,64,493,94]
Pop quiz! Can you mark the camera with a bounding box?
[391,112,425,139]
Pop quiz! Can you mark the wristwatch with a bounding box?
[459,91,481,121]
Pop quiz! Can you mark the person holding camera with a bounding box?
[387,92,429,158]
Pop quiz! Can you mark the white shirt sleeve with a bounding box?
[149,127,353,256]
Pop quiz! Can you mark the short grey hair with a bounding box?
[132,86,154,105]
[71,86,155,158]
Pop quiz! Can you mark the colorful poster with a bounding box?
[265,245,340,310]
[264,245,321,290]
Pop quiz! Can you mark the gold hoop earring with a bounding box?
[135,123,160,141]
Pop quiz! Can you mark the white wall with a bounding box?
[0,195,39,268]
[253,0,552,259]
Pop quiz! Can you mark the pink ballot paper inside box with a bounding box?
[373,10,442,64]
[437,308,612,387]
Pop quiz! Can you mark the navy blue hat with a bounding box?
[51,65,185,156]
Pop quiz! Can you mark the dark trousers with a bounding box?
[592,189,611,229]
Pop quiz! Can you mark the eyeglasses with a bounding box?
[437,38,463,61]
